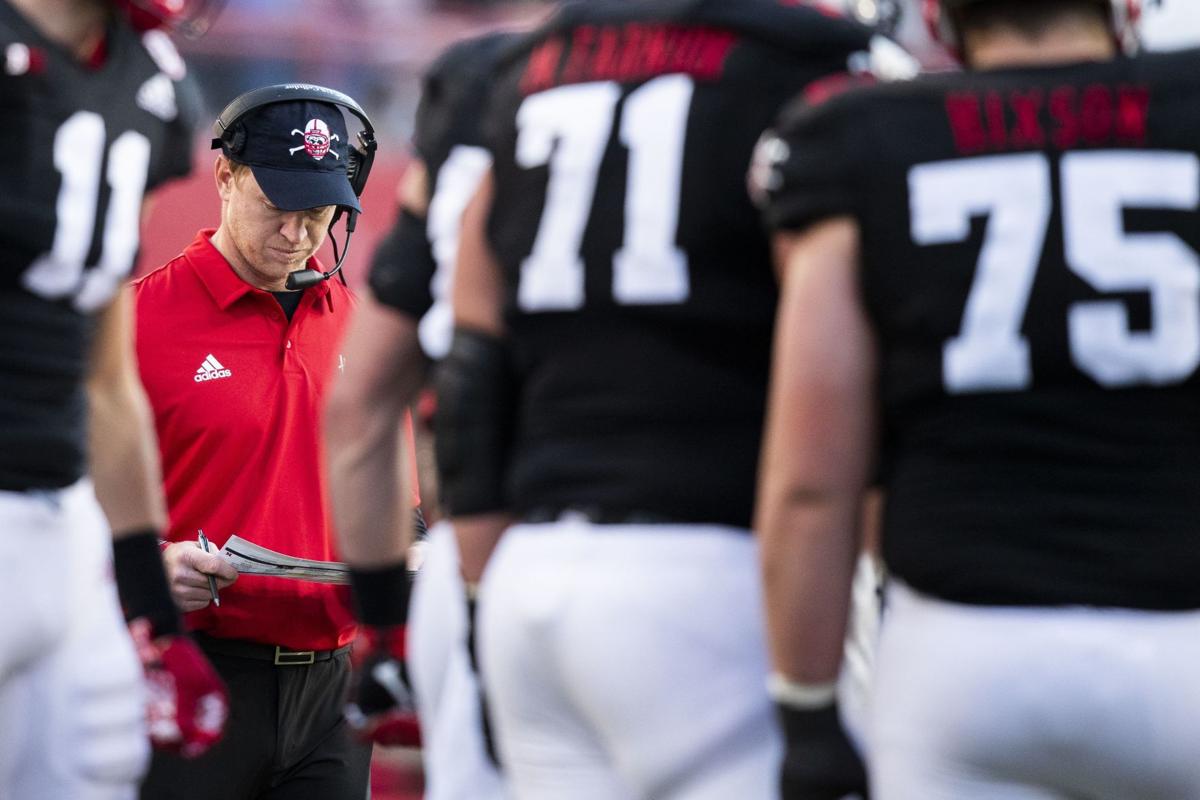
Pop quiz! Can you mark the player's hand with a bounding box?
[162,541,238,612]
[778,702,869,800]
[129,619,229,758]
[344,625,421,747]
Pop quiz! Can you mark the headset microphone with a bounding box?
[285,209,358,291]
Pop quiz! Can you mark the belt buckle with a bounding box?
[273,647,315,666]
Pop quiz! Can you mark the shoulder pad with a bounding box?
[524,0,872,59]
[423,31,522,92]
[141,29,186,81]
[802,71,876,107]
[416,32,519,160]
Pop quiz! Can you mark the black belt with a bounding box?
[194,634,352,666]
[522,507,680,526]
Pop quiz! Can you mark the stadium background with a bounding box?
[137,0,552,288]
[137,2,554,795]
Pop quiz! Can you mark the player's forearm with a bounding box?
[757,489,862,684]
[759,218,876,683]
[88,373,167,537]
[87,287,166,537]
[327,298,428,567]
[327,400,413,566]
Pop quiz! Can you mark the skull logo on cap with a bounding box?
[289,118,340,161]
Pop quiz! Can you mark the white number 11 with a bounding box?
[23,110,151,312]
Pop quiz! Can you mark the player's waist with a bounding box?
[884,520,1200,611]
[0,318,88,491]
[0,468,80,493]
[0,430,86,492]
[522,506,689,526]
[515,497,754,530]
[510,435,759,523]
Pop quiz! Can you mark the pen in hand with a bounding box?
[197,530,221,608]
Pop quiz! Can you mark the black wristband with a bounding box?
[112,529,182,636]
[776,701,840,736]
[349,562,412,628]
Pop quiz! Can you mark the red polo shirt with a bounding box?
[135,229,416,650]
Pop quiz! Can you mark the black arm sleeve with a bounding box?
[349,562,412,628]
[367,207,437,321]
[433,328,516,516]
[112,530,182,636]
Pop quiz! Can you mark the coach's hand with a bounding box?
[163,541,238,612]
[778,702,869,800]
[129,620,229,757]
[345,625,421,747]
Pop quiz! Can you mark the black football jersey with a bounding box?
[765,50,1200,609]
[0,2,198,491]
[483,0,872,528]
[369,32,516,360]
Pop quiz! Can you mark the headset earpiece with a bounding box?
[226,125,246,156]
[347,152,362,193]
[346,129,377,198]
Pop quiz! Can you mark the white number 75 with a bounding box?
[910,150,1200,392]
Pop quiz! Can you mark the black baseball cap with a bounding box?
[219,100,361,213]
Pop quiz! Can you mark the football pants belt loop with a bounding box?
[193,634,352,666]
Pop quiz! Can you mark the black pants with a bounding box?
[140,641,373,800]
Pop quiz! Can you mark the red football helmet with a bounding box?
[922,0,1142,58]
[112,0,225,36]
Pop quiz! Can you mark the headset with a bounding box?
[211,83,377,291]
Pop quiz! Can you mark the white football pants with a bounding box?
[477,519,781,800]
[408,521,509,800]
[872,582,1200,799]
[839,552,884,756]
[0,480,148,800]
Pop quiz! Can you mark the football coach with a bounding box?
[132,85,377,799]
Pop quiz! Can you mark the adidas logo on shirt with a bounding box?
[194,354,232,382]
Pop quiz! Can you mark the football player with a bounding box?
[756,0,1200,796]
[325,31,518,800]
[439,2,877,797]
[0,0,226,797]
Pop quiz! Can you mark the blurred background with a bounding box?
[137,0,555,286]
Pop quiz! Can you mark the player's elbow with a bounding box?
[323,381,358,449]
[324,379,393,457]
[86,368,148,427]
